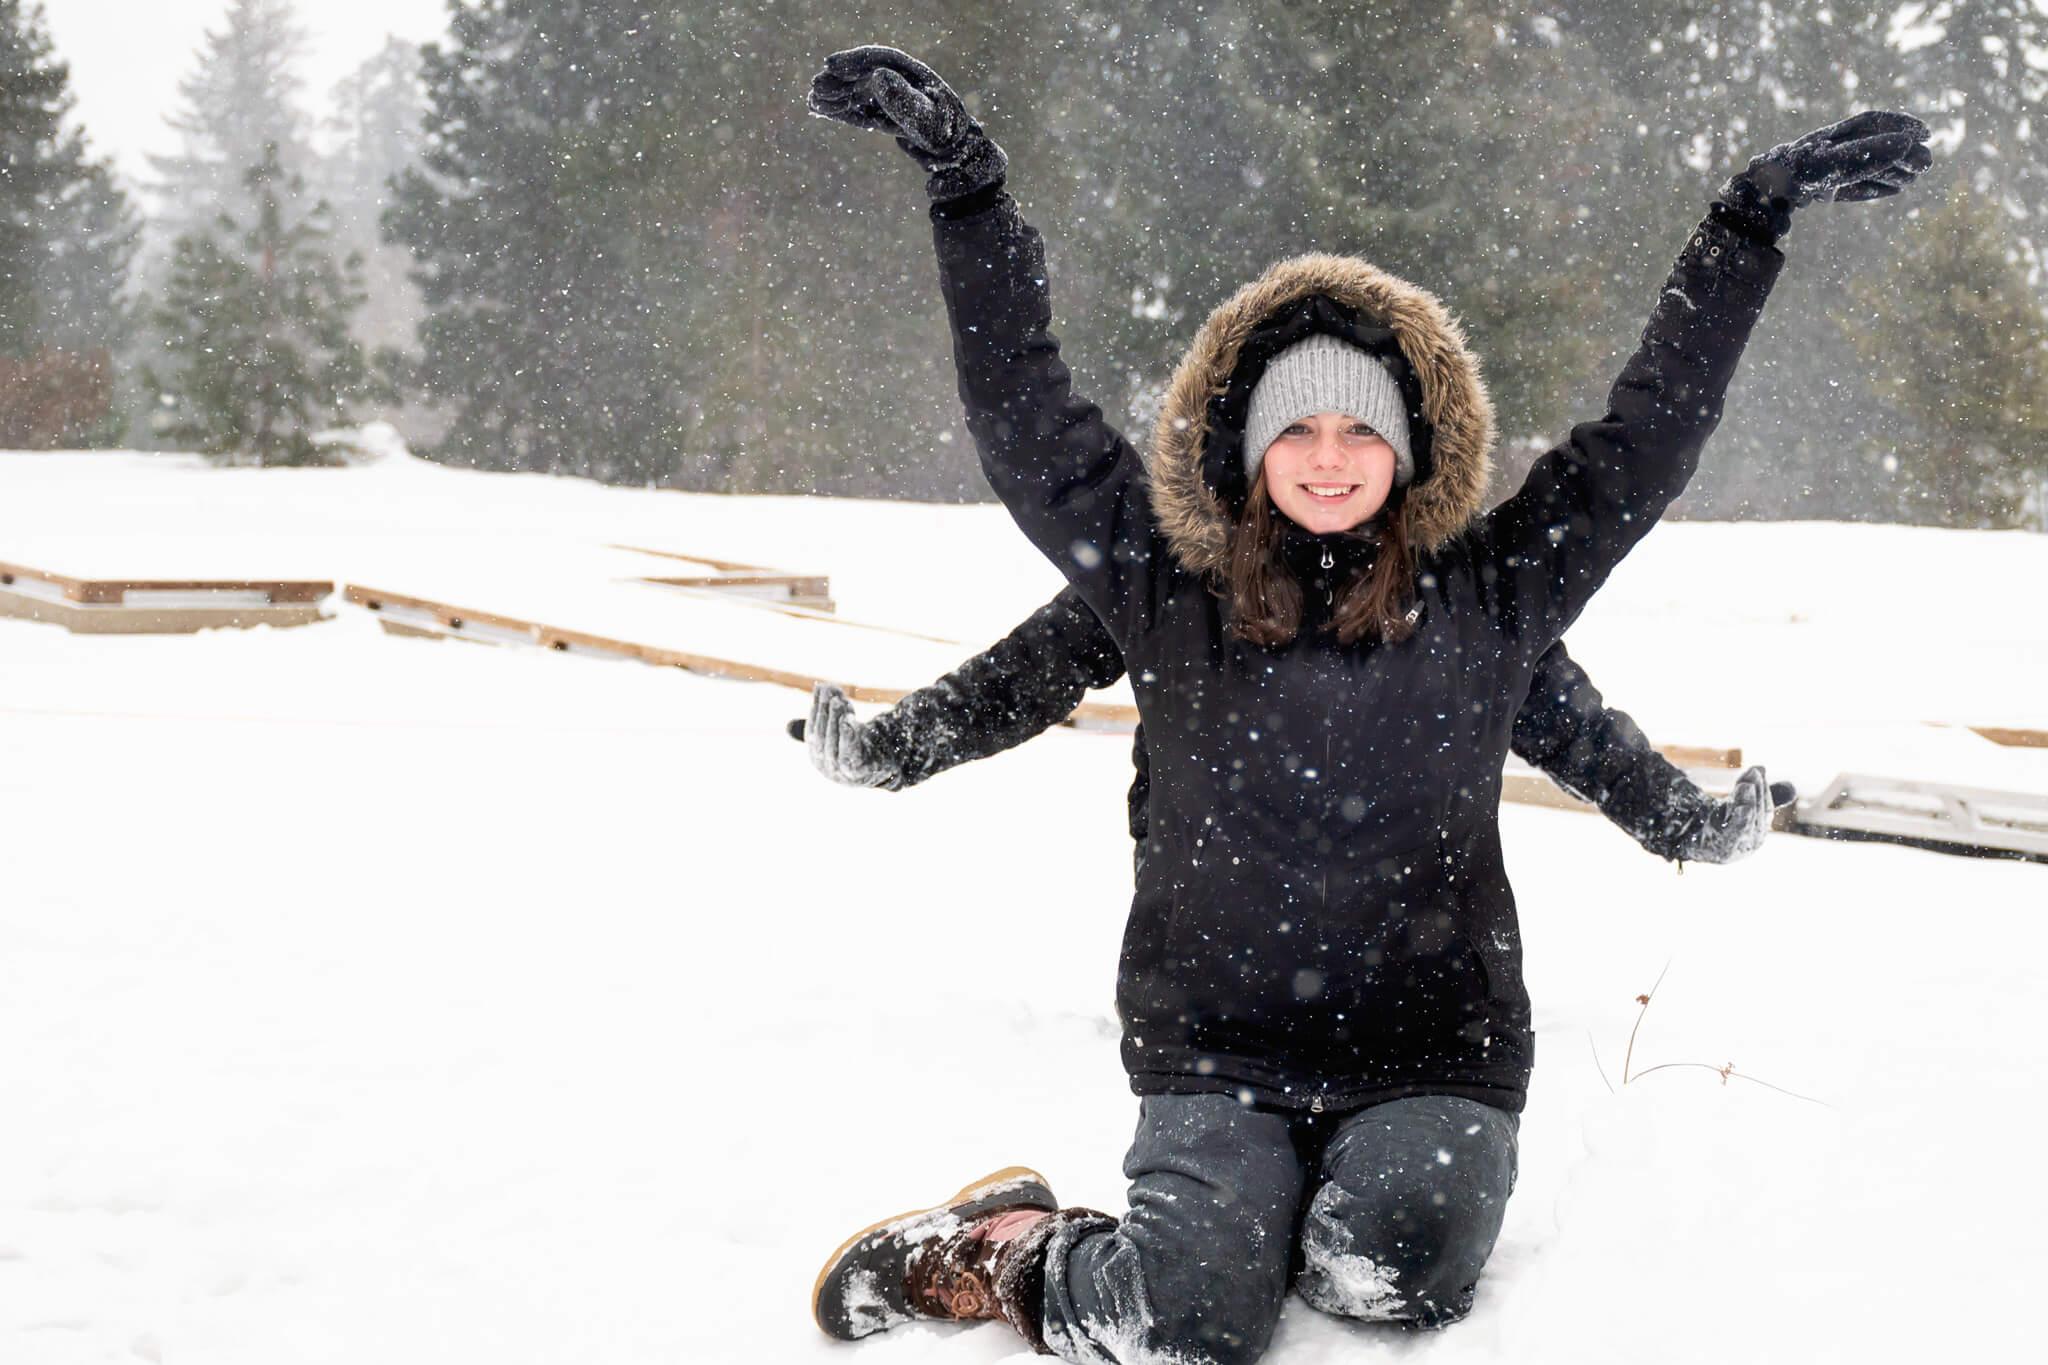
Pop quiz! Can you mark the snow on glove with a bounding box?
[804,682,905,789]
[1717,110,1933,241]
[806,45,1008,201]
[1679,765,1778,864]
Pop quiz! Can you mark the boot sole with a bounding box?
[811,1165,1055,1339]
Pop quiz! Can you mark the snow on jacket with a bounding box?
[870,585,1715,860]
[930,183,1782,1112]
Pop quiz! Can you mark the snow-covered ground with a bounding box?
[1,450,2043,1364]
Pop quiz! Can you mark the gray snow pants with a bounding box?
[1037,1092,1518,1365]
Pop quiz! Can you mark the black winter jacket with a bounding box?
[868,586,1715,860]
[931,186,1781,1113]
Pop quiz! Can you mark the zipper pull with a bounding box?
[1320,546,1335,607]
[1310,1093,1325,1114]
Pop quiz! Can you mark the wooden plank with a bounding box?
[614,548,841,609]
[348,583,1139,725]
[0,586,327,634]
[0,558,85,598]
[1503,764,1772,815]
[374,618,472,642]
[1657,744,1741,770]
[609,544,776,574]
[1969,726,2048,750]
[349,588,1741,750]
[638,573,835,610]
[640,574,829,594]
[345,585,541,638]
[0,558,330,605]
[1502,772,1593,813]
[351,584,883,695]
[71,578,332,605]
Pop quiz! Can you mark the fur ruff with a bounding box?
[1148,253,1497,576]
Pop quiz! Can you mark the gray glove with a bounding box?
[804,683,905,789]
[1717,110,1933,240]
[806,45,1008,201]
[1679,765,1780,864]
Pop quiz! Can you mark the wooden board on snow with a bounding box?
[1968,726,2048,750]
[0,557,332,634]
[0,558,330,605]
[1502,754,1749,817]
[612,544,835,610]
[344,583,1138,727]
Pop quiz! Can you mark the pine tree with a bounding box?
[1900,2,2048,262]
[353,0,2016,521]
[1218,3,1635,485]
[385,0,694,482]
[1008,1,1305,441]
[33,154,136,354]
[0,0,64,353]
[0,0,137,445]
[147,0,315,248]
[146,145,376,466]
[1841,184,2048,528]
[324,36,422,205]
[654,0,1062,496]
[321,36,425,356]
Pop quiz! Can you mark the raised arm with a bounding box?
[1511,643,1776,864]
[930,189,1160,630]
[796,587,1126,790]
[808,47,1162,642]
[1478,113,1930,643]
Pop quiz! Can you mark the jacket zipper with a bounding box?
[1310,546,1345,1121]
[1321,702,1334,920]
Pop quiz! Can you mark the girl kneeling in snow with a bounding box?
[806,45,1928,1364]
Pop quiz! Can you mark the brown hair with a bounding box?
[1224,472,1418,648]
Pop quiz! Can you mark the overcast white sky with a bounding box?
[42,0,450,189]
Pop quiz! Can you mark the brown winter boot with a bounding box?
[812,1166,1061,1345]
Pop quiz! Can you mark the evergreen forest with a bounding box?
[7,0,2048,528]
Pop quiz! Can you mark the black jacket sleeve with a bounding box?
[930,187,1166,648]
[1510,642,1714,863]
[862,585,1127,789]
[1477,216,1784,645]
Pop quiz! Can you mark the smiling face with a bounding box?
[1259,412,1398,534]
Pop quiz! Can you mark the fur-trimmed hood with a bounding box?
[1148,253,1497,577]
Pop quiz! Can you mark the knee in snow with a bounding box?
[1294,1179,1479,1325]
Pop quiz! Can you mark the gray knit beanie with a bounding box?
[1243,334,1414,488]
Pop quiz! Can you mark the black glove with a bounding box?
[801,683,905,789]
[1677,765,1788,865]
[1715,111,1933,242]
[806,45,1008,201]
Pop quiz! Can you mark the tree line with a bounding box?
[2,0,2044,528]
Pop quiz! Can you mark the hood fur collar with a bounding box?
[1148,253,1496,576]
